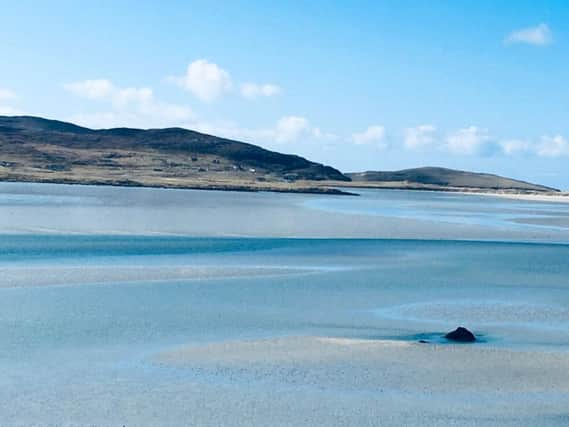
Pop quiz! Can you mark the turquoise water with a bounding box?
[2,237,569,353]
[2,183,569,425]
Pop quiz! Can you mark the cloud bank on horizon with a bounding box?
[4,53,569,174]
[53,55,569,162]
[52,60,569,162]
[0,1,567,187]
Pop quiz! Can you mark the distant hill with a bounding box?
[0,116,559,195]
[0,116,350,193]
[347,167,559,193]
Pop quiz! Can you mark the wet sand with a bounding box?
[1,182,569,241]
[2,185,569,426]
[153,336,569,426]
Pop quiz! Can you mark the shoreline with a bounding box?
[468,191,569,204]
[0,176,358,196]
[325,180,567,195]
[326,180,569,202]
[1,176,568,202]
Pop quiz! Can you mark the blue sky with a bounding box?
[1,1,568,188]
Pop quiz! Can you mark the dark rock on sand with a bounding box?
[445,327,476,342]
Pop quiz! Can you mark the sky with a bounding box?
[1,1,568,188]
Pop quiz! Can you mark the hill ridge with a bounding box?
[0,115,350,192]
[0,116,558,194]
[347,166,558,193]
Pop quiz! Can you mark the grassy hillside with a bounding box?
[0,116,350,193]
[347,167,558,193]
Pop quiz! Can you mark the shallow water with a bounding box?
[1,183,569,425]
[2,182,569,241]
[307,188,569,231]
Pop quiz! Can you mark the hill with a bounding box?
[0,116,350,194]
[347,167,558,193]
[0,116,559,195]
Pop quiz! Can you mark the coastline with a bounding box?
[325,180,569,202]
[2,186,569,425]
[1,175,567,202]
[0,176,358,196]
[468,191,569,204]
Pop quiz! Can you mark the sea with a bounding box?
[1,182,569,426]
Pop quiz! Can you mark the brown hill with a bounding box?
[347,167,558,193]
[0,116,350,193]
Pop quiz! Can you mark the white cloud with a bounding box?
[64,79,193,129]
[63,79,114,100]
[404,124,495,155]
[274,116,310,143]
[401,123,569,159]
[445,126,498,156]
[404,124,438,150]
[312,127,338,141]
[168,59,233,102]
[498,135,569,158]
[64,79,155,108]
[537,135,569,157]
[499,139,532,156]
[505,23,552,46]
[0,88,17,101]
[193,115,336,147]
[351,125,387,147]
[270,116,335,143]
[442,130,569,158]
[240,83,282,99]
[169,60,283,102]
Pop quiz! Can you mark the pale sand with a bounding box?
[4,339,569,425]
[467,191,569,204]
[152,336,569,425]
[157,336,569,392]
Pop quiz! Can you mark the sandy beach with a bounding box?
[2,186,569,426]
[153,336,569,426]
[465,191,569,204]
